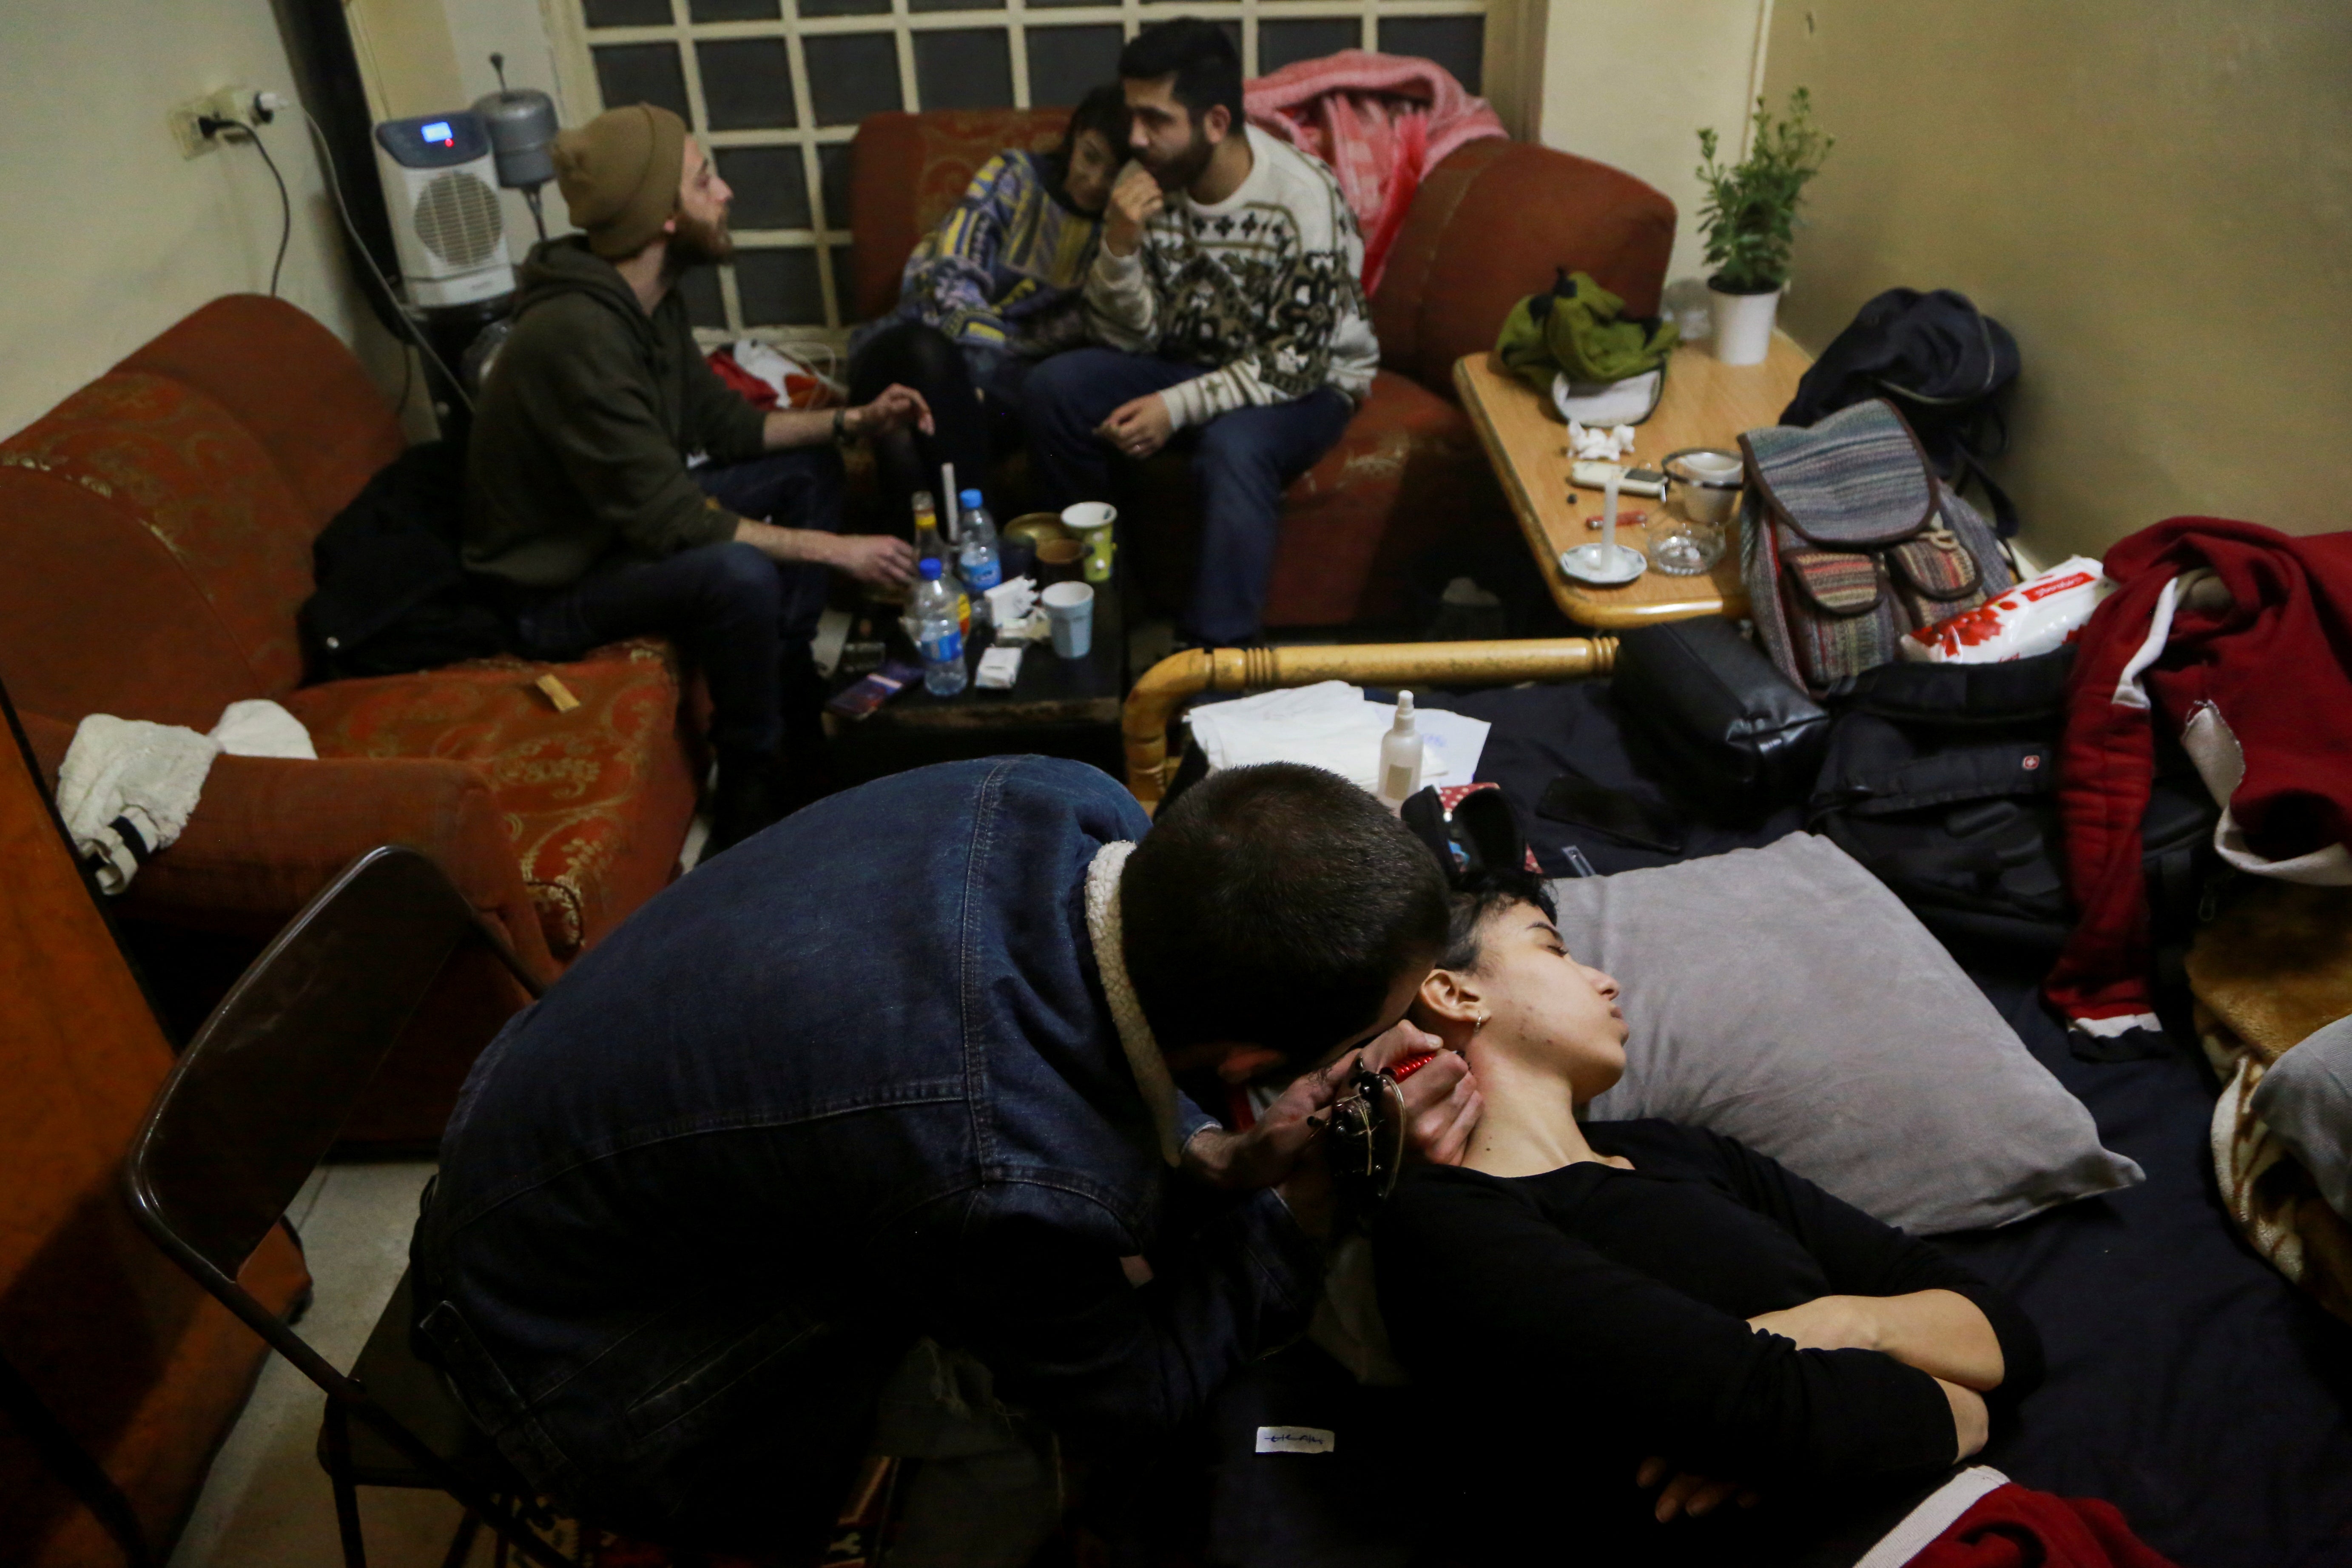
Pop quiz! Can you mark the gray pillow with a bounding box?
[1559,832,2142,1233]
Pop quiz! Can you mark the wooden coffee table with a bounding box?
[1454,334,1812,628]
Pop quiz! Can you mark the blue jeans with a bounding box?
[1023,349,1354,643]
[508,448,842,757]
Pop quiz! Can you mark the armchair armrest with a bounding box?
[17,707,554,982]
[1121,637,1618,812]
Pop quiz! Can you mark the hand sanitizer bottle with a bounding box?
[1377,691,1424,812]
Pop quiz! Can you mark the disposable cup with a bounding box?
[1061,502,1117,584]
[1041,580,1095,660]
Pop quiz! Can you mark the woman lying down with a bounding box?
[1373,868,2175,1568]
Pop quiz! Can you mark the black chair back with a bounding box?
[122,845,538,1345]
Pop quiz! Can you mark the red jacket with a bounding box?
[2045,519,2352,1037]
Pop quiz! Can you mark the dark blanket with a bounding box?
[1197,682,2352,1568]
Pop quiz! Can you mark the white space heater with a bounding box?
[373,111,515,307]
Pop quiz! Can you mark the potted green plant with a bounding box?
[1695,87,1833,364]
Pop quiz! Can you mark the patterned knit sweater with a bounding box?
[1085,125,1379,430]
[871,150,1102,359]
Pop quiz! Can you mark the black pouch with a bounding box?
[1612,618,1830,816]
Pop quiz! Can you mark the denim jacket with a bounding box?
[410,757,1323,1540]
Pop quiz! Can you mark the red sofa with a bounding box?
[0,692,310,1568]
[848,108,1677,628]
[0,296,702,1142]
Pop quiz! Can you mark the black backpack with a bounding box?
[1780,288,2022,536]
[299,440,509,682]
[1807,650,2215,983]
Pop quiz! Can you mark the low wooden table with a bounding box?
[1454,334,1812,629]
[825,581,1128,784]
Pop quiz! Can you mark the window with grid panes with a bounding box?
[548,0,1490,341]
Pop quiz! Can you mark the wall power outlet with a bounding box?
[166,87,276,159]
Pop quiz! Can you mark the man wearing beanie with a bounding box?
[466,102,931,852]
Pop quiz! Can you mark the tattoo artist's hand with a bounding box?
[1359,1023,1480,1167]
[1185,1050,1359,1195]
[824,531,916,590]
[849,383,934,438]
[1096,393,1172,461]
[1635,1456,1762,1523]
[1104,165,1164,257]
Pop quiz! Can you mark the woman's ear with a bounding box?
[1413,968,1483,1046]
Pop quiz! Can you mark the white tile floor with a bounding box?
[169,1161,496,1568]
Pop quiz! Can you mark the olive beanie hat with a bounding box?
[552,103,688,259]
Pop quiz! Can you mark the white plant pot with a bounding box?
[1708,283,1783,366]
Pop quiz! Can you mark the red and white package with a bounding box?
[1900,556,2114,664]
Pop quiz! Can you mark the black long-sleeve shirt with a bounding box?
[1376,1121,2043,1565]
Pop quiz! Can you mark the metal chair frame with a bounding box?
[119,845,570,1568]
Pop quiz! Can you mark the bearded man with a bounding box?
[466,104,930,850]
[1021,18,1378,648]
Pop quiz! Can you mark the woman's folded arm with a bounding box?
[1704,1130,2046,1398]
[1377,1170,1966,1485]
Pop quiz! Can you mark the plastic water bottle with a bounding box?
[910,489,972,638]
[957,488,1003,595]
[910,559,967,696]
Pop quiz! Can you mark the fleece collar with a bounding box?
[1085,841,1183,1166]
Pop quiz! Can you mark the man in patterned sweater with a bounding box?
[1024,18,1378,646]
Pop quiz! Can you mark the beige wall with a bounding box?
[1536,0,1772,287]
[1762,0,2352,562]
[0,0,394,442]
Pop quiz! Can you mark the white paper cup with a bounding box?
[1041,580,1095,659]
[1061,502,1117,584]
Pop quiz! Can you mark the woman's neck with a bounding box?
[1460,1046,1611,1178]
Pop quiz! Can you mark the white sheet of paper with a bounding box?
[1185,681,1490,795]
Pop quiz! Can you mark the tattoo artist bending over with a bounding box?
[465,102,931,852]
[1379,868,2054,1567]
[410,759,1479,1560]
[1024,18,1378,648]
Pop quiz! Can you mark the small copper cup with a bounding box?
[1036,538,1086,585]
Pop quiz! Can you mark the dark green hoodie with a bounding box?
[464,237,769,588]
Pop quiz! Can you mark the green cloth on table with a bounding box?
[1496,268,1679,392]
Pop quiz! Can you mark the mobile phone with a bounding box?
[825,660,922,720]
[1624,466,1667,488]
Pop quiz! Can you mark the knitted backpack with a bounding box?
[1740,398,2015,697]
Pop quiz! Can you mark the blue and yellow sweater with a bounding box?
[861,151,1102,360]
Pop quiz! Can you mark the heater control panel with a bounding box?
[374,111,492,170]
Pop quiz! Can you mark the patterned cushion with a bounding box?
[1,371,319,695]
[283,640,700,957]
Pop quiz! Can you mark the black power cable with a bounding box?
[199,114,291,297]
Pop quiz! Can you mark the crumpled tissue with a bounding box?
[1567,420,1637,462]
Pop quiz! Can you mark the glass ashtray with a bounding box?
[1648,518,1725,575]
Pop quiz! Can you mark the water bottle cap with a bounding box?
[959,488,984,509]
[919,558,943,579]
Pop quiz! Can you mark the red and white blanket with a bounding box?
[1244,50,1506,295]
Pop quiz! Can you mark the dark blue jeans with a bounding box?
[1023,349,1354,644]
[509,448,842,757]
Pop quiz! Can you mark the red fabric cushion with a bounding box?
[1373,137,1677,396]
[113,294,405,529]
[1,371,319,697]
[284,639,700,958]
[0,466,262,730]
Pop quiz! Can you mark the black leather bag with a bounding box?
[1612,618,1829,815]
